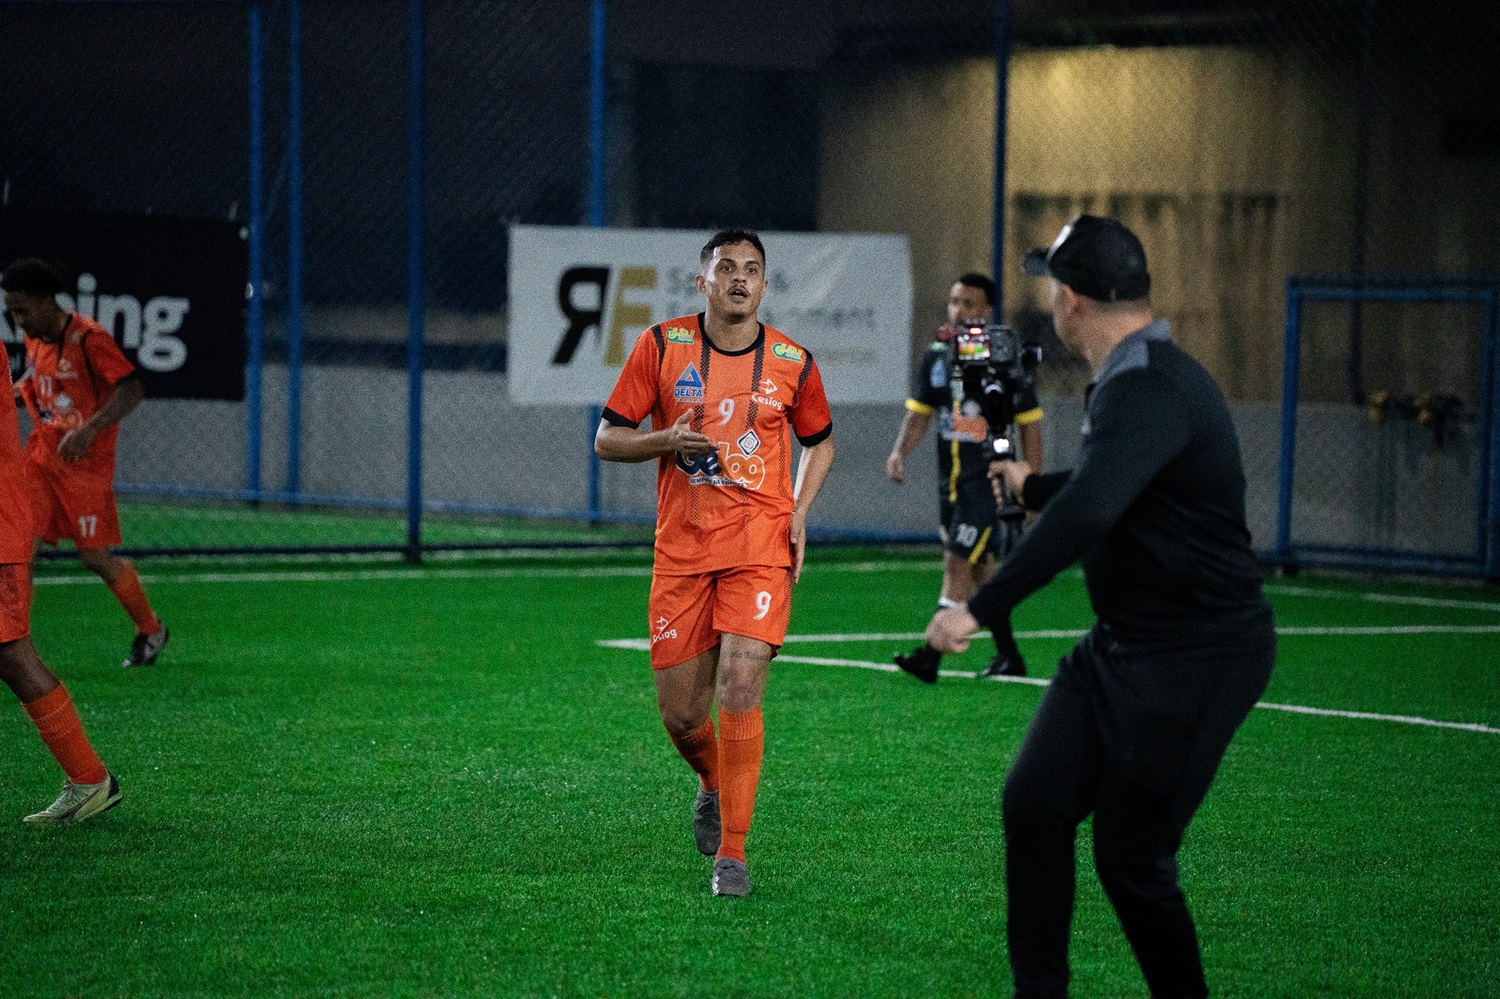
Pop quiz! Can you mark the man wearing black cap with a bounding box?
[923,215,1275,999]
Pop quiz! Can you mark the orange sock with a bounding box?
[107,561,160,635]
[715,708,764,863]
[23,684,107,785]
[668,717,720,792]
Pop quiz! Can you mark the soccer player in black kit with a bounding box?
[925,215,1275,999]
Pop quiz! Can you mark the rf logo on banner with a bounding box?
[551,265,656,367]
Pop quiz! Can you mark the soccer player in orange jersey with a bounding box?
[595,229,836,897]
[0,333,121,823]
[2,259,168,668]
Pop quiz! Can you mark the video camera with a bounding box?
[950,320,1042,462]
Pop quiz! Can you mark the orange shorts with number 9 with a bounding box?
[0,562,33,644]
[26,458,123,550]
[647,564,793,669]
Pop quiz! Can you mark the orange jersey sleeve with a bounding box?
[787,350,832,446]
[602,327,665,430]
[0,342,36,562]
[78,318,138,387]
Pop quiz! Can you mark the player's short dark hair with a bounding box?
[700,228,766,270]
[956,272,996,307]
[0,258,65,299]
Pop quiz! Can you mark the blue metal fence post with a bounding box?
[246,0,265,497]
[1484,285,1500,578]
[405,0,426,562]
[588,402,606,522]
[585,1,606,524]
[286,0,305,496]
[1275,278,1302,567]
[991,0,1011,312]
[587,0,606,228]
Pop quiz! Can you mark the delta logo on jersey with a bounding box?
[675,440,767,491]
[673,363,704,403]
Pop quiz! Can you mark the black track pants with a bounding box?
[1002,617,1274,999]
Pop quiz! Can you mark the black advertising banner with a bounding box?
[0,209,247,401]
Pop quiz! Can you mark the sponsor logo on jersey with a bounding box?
[737,429,761,456]
[665,326,694,344]
[940,406,989,444]
[676,440,767,491]
[652,615,678,645]
[771,342,803,362]
[673,363,705,403]
[56,359,78,380]
[752,377,783,410]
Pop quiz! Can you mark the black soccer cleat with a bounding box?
[123,623,169,668]
[894,644,941,684]
[978,653,1027,678]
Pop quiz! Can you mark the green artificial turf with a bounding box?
[2,549,1497,997]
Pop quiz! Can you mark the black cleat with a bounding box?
[123,623,169,668]
[978,653,1027,678]
[693,787,721,856]
[895,644,941,684]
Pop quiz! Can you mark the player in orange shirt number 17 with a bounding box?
[2,259,169,669]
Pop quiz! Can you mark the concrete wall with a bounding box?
[819,46,1500,404]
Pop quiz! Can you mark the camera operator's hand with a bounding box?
[925,604,978,654]
[989,459,1033,508]
[664,411,714,457]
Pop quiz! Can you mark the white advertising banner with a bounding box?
[507,224,911,405]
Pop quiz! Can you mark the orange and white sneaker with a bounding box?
[23,771,122,824]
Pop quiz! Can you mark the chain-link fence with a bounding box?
[2,0,1497,572]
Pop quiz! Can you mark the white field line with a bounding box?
[1252,702,1500,734]
[630,624,1500,644]
[596,632,1500,735]
[27,558,1500,617]
[1263,583,1500,614]
[33,565,656,586]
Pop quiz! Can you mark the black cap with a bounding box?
[1021,215,1151,302]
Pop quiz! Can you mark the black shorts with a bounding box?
[939,476,1007,562]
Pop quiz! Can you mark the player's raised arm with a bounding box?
[595,411,714,463]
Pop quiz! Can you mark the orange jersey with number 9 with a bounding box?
[602,314,833,576]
